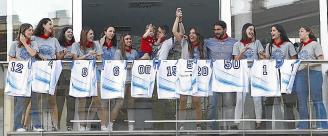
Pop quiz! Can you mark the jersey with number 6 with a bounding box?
[131,60,156,98]
[251,60,280,97]
[156,60,180,99]
[69,60,97,97]
[101,60,127,99]
[5,61,32,97]
[212,60,249,92]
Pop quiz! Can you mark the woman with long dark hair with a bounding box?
[264,24,298,129]
[31,18,64,131]
[294,26,328,129]
[9,23,38,132]
[56,26,76,131]
[232,23,265,129]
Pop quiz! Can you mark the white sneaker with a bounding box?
[33,127,44,132]
[179,126,184,130]
[108,122,113,131]
[196,126,202,130]
[16,128,26,132]
[128,124,134,131]
[101,125,109,131]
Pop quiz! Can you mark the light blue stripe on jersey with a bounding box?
[72,83,89,92]
[132,81,148,90]
[102,77,121,92]
[214,74,243,87]
[35,75,51,84]
[102,84,120,92]
[158,84,176,92]
[252,82,271,92]
[7,75,18,90]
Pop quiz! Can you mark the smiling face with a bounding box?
[246,26,255,39]
[271,26,280,40]
[189,28,198,44]
[24,26,33,39]
[213,25,225,38]
[105,27,115,40]
[156,27,165,39]
[43,20,53,34]
[87,29,94,42]
[123,35,132,47]
[65,28,73,41]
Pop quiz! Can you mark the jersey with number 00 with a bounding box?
[193,60,213,97]
[5,61,32,97]
[31,61,62,95]
[101,60,127,99]
[278,59,300,94]
[69,60,97,97]
[156,60,179,99]
[251,60,280,97]
[212,60,249,92]
[176,59,197,95]
[131,60,156,98]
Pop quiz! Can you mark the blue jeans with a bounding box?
[207,92,236,129]
[30,92,42,128]
[13,97,30,130]
[294,70,328,129]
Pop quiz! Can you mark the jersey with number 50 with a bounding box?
[212,60,249,92]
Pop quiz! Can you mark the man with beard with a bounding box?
[205,21,238,130]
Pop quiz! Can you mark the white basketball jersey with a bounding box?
[176,59,197,96]
[212,60,249,93]
[251,60,280,97]
[49,61,62,95]
[31,61,62,95]
[131,60,156,98]
[193,60,213,97]
[69,60,97,97]
[156,60,180,99]
[101,60,127,99]
[278,59,301,94]
[5,61,32,97]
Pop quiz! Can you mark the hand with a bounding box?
[66,52,73,58]
[100,35,106,45]
[88,51,97,56]
[20,34,28,45]
[176,8,183,18]
[62,48,68,55]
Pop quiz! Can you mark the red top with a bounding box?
[140,36,156,54]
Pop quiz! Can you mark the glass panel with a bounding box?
[82,0,220,134]
[7,0,73,134]
[231,0,321,132]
